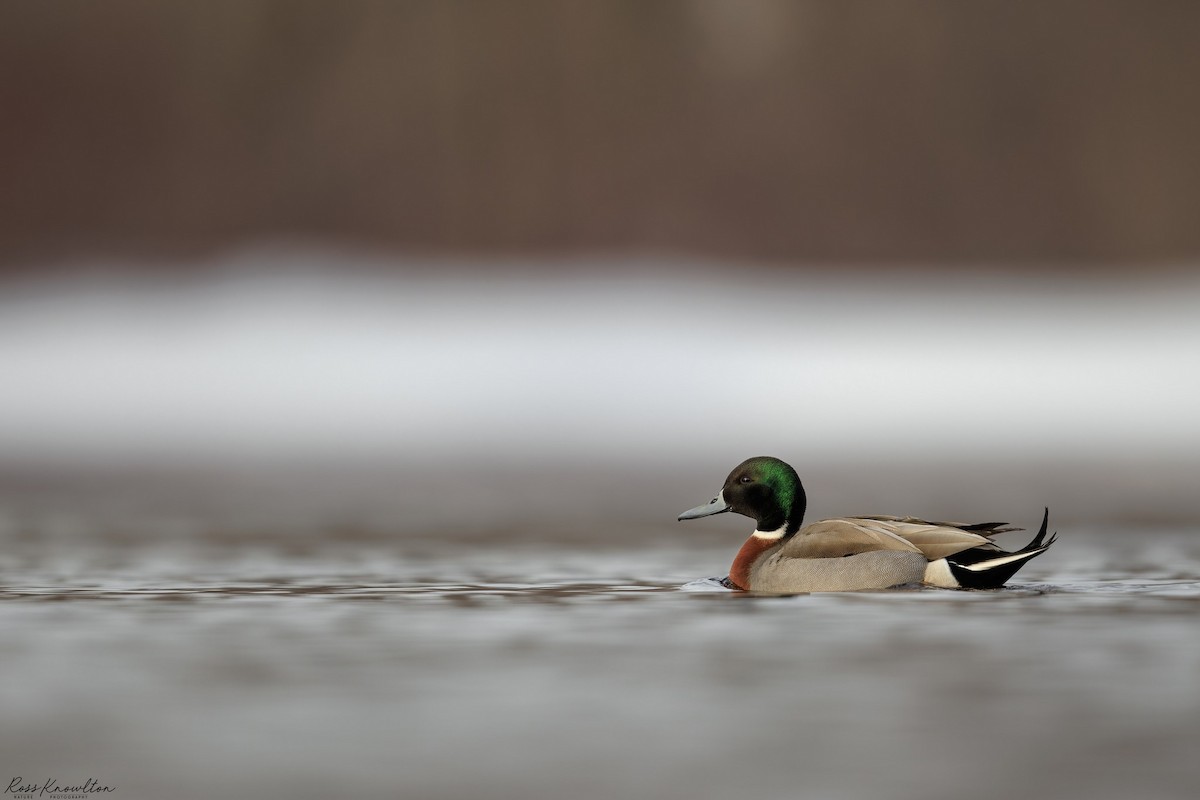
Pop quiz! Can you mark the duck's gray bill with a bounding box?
[677,492,730,521]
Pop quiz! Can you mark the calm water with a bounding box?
[2,524,1198,800]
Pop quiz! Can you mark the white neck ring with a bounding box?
[752,524,788,541]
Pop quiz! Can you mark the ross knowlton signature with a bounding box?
[5,778,115,799]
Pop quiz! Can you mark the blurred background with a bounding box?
[4,1,1200,264]
[2,4,1200,800]
[2,0,1198,530]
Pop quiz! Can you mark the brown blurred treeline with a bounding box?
[2,1,1200,270]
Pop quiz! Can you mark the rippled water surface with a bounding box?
[2,524,1198,800]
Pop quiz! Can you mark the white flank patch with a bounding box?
[923,558,959,588]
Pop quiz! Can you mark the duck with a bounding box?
[678,456,1056,593]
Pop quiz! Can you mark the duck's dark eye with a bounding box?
[740,475,753,484]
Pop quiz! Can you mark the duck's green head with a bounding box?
[677,456,808,535]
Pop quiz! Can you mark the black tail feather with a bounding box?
[948,508,1055,590]
[1026,507,1052,549]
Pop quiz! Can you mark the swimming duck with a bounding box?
[678,456,1056,593]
